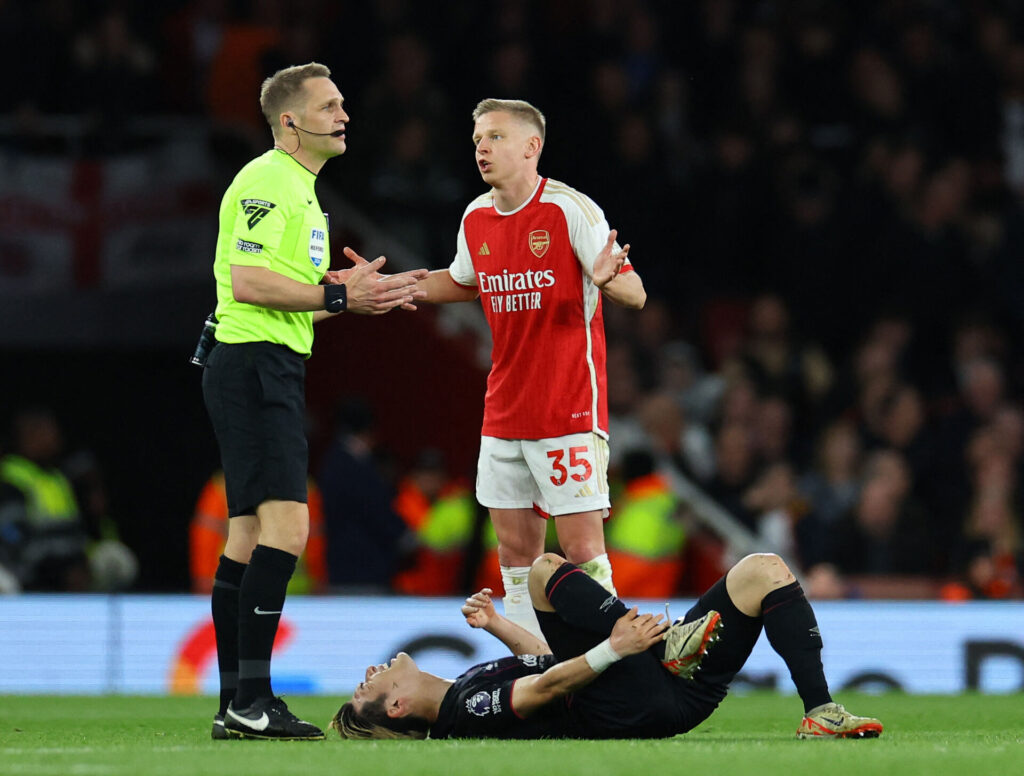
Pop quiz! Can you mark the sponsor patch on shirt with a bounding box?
[309,227,326,268]
[241,198,276,229]
[235,238,263,254]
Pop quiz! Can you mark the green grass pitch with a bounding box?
[1,692,1021,776]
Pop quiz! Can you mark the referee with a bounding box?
[200,62,426,741]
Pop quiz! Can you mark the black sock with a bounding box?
[211,555,246,715]
[545,562,629,636]
[761,581,832,712]
[234,545,297,709]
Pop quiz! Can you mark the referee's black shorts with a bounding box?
[202,341,309,517]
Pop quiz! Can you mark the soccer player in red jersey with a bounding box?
[415,99,646,637]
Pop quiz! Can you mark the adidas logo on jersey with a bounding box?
[575,484,595,498]
[479,242,491,255]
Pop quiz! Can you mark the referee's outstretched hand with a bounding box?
[326,247,428,313]
[608,607,668,658]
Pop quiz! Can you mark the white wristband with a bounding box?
[584,638,622,673]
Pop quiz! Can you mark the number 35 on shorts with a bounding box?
[547,446,593,486]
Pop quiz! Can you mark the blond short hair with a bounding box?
[260,62,331,130]
[473,98,546,141]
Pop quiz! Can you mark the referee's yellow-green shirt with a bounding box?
[212,150,329,357]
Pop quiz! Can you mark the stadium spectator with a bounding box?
[357,31,455,188]
[368,115,466,264]
[990,404,1024,486]
[765,155,853,354]
[317,398,409,591]
[751,394,798,467]
[0,408,90,592]
[735,294,835,425]
[605,449,687,598]
[202,1,281,130]
[69,8,158,119]
[411,98,646,639]
[331,551,882,741]
[655,341,725,430]
[716,374,761,429]
[824,451,936,576]
[604,342,649,472]
[60,443,138,593]
[159,0,231,114]
[392,449,476,596]
[799,420,863,527]
[705,422,759,532]
[740,461,804,566]
[486,39,542,110]
[636,393,715,485]
[942,450,1023,600]
[796,420,864,568]
[688,120,770,299]
[198,62,426,742]
[930,356,1010,559]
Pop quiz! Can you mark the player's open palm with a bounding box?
[609,607,667,657]
[592,229,630,289]
[462,588,497,628]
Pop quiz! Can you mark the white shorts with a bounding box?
[476,432,610,517]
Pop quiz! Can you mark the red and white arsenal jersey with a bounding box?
[449,177,634,440]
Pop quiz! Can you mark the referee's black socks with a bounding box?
[761,581,832,713]
[234,545,297,709]
[212,555,246,715]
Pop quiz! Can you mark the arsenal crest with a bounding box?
[529,229,550,258]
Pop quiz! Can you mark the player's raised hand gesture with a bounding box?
[462,588,497,629]
[330,246,428,313]
[592,229,630,289]
[609,607,667,657]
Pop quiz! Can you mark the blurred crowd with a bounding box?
[4,0,1024,598]
[0,407,138,594]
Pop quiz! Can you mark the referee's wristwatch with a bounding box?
[324,284,347,313]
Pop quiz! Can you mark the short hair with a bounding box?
[329,697,429,741]
[259,62,332,130]
[472,98,546,141]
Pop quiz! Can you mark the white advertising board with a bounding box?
[0,595,1021,695]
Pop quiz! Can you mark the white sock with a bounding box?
[500,565,544,642]
[576,553,617,596]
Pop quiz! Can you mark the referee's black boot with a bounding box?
[225,697,325,740]
[211,712,233,740]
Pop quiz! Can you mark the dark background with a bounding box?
[3,0,1024,590]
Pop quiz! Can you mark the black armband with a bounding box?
[324,283,347,313]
